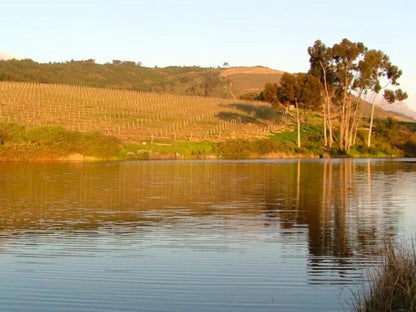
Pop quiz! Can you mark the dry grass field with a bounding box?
[0,81,284,143]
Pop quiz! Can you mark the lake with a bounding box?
[1,159,415,311]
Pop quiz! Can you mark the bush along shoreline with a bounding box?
[1,120,416,161]
[0,123,122,161]
[352,239,416,312]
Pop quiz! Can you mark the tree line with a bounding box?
[257,38,408,152]
[0,59,227,98]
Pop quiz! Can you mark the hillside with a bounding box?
[0,59,282,101]
[0,81,282,144]
[1,80,416,160]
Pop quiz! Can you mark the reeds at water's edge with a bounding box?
[352,239,416,312]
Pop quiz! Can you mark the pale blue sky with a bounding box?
[1,0,415,108]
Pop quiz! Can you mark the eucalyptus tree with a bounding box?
[308,40,334,147]
[358,50,405,147]
[308,38,406,152]
[331,39,366,151]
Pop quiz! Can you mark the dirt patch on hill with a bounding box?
[221,67,285,98]
[221,66,284,77]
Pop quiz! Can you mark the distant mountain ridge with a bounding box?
[379,102,416,120]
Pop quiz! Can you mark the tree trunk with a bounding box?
[367,94,378,148]
[350,92,364,149]
[320,61,333,148]
[323,99,328,147]
[340,75,350,151]
[296,99,301,148]
[345,95,353,151]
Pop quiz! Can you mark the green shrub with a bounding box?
[216,138,297,159]
[0,123,121,160]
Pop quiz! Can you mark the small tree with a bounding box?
[262,82,278,106]
[296,73,322,111]
[201,71,220,97]
[277,73,301,148]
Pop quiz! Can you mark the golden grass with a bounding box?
[221,66,284,77]
[0,81,285,143]
[353,240,416,312]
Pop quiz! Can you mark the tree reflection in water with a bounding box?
[0,159,411,282]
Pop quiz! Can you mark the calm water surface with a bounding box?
[1,159,416,311]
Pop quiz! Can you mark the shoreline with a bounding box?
[0,152,406,163]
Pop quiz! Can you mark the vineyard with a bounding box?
[0,81,285,143]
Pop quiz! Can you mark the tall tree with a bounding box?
[358,50,404,147]
[308,38,406,152]
[331,39,366,151]
[308,40,334,147]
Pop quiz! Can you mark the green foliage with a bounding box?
[200,70,221,97]
[261,82,278,104]
[217,138,296,159]
[258,73,322,111]
[276,73,297,106]
[270,124,325,155]
[296,74,322,110]
[0,123,121,160]
[334,118,416,158]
